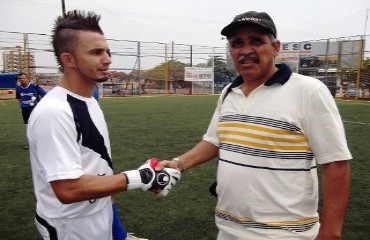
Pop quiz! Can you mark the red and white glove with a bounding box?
[123,158,181,196]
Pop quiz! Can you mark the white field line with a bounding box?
[343,120,370,125]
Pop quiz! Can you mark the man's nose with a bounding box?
[103,53,112,65]
[240,44,254,55]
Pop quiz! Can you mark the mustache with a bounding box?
[238,54,259,64]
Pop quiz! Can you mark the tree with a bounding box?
[206,55,237,84]
[364,57,370,66]
[142,60,189,90]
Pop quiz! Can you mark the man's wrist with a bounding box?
[172,157,185,173]
[122,170,143,190]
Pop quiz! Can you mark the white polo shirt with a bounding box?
[203,64,352,239]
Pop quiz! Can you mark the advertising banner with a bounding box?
[184,67,213,82]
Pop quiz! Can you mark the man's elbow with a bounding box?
[55,192,75,204]
[51,179,83,204]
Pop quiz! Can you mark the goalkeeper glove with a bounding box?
[123,158,181,196]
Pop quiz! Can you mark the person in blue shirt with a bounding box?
[93,85,99,101]
[15,72,46,148]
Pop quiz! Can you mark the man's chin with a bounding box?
[94,77,109,83]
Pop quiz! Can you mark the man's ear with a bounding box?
[273,40,281,56]
[60,53,76,69]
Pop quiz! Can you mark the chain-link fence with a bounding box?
[0,31,229,97]
[276,35,370,99]
[1,30,369,99]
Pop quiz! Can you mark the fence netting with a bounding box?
[1,30,369,99]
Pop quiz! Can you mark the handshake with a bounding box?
[123,158,181,197]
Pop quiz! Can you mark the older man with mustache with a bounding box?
[156,11,351,240]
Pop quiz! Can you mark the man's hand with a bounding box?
[154,159,183,172]
[123,159,181,196]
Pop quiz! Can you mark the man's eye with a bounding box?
[91,50,103,55]
[250,38,263,45]
[230,40,243,48]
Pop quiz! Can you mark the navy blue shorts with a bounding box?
[21,106,35,124]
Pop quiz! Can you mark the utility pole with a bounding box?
[355,9,369,99]
[189,45,193,67]
[61,0,66,16]
[364,8,369,37]
[137,41,141,95]
[165,43,168,94]
[23,33,30,79]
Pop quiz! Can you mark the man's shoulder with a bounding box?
[289,73,326,87]
[30,82,42,91]
[32,93,72,124]
[15,85,21,91]
[36,88,68,109]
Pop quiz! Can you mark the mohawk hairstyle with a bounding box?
[51,10,103,72]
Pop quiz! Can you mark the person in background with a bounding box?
[27,10,180,240]
[156,11,351,240]
[15,72,46,149]
[93,84,100,101]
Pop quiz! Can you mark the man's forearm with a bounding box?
[317,160,350,239]
[176,140,218,171]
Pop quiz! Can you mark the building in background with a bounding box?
[2,45,35,79]
[276,39,365,97]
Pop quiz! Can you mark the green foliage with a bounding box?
[364,57,370,66]
[142,60,188,88]
[207,55,237,80]
[141,56,237,91]
[0,97,369,239]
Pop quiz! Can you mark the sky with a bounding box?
[1,0,369,47]
[0,0,369,72]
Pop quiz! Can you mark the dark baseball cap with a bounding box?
[221,11,277,38]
